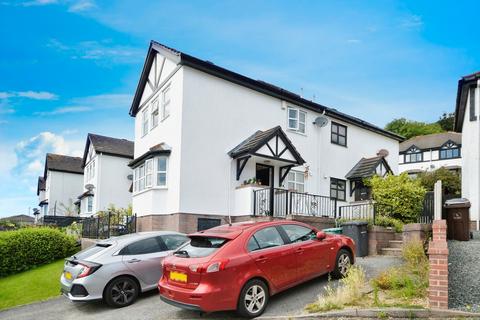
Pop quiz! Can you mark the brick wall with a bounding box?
[428,219,449,309]
[368,225,397,255]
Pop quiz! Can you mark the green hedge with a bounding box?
[0,227,79,277]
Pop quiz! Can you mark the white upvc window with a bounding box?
[157,157,168,187]
[287,170,305,192]
[43,205,48,216]
[142,107,149,137]
[87,196,93,213]
[151,99,159,129]
[161,85,171,120]
[287,107,306,134]
[145,159,153,187]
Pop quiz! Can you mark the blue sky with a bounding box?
[0,0,479,217]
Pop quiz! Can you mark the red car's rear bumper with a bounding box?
[158,279,236,312]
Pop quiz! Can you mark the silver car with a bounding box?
[60,231,189,307]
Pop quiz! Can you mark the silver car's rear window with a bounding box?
[74,243,111,260]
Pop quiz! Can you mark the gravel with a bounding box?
[448,231,480,312]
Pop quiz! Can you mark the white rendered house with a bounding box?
[78,133,134,217]
[39,153,84,218]
[128,41,403,232]
[398,132,462,177]
[454,72,480,231]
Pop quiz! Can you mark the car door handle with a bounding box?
[127,258,141,263]
[255,256,267,263]
[295,248,304,254]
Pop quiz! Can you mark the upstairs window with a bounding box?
[287,170,305,192]
[162,85,171,120]
[287,107,306,134]
[330,178,346,201]
[331,122,347,146]
[151,100,159,129]
[439,141,460,159]
[142,107,149,137]
[404,146,423,163]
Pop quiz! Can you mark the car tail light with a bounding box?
[76,262,101,278]
[188,264,203,273]
[206,259,229,273]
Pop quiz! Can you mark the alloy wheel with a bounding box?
[244,284,266,314]
[111,280,136,305]
[338,253,351,276]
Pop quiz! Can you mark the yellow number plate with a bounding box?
[64,271,72,280]
[169,271,187,283]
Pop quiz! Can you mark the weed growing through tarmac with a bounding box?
[306,240,429,314]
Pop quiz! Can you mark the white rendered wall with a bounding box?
[398,149,462,174]
[179,66,399,216]
[461,82,480,229]
[45,170,83,216]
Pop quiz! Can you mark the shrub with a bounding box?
[366,174,426,223]
[374,216,404,233]
[0,227,78,277]
[417,167,461,195]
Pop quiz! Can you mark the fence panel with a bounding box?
[81,213,137,239]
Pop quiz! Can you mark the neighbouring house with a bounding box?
[398,132,462,177]
[128,41,403,233]
[78,133,134,217]
[39,153,84,218]
[36,176,47,221]
[454,71,480,231]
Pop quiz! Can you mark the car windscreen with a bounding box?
[174,236,228,258]
[73,243,111,260]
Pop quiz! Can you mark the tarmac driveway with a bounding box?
[0,256,400,320]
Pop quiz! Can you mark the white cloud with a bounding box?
[347,39,362,44]
[34,93,131,116]
[16,91,58,100]
[68,0,95,12]
[21,0,57,6]
[26,159,43,174]
[399,15,423,29]
[46,38,143,64]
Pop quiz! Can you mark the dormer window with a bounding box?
[439,141,460,159]
[405,146,422,163]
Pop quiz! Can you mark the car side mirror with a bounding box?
[316,231,326,240]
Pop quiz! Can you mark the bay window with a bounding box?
[157,157,167,187]
[133,156,168,193]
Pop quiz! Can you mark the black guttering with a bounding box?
[455,72,480,132]
[128,149,171,168]
[129,41,404,142]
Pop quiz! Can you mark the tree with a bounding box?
[436,112,455,131]
[417,167,461,195]
[366,173,426,223]
[385,118,444,139]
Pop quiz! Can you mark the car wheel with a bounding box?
[331,249,352,279]
[104,276,139,308]
[237,279,269,318]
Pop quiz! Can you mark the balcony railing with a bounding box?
[253,188,337,218]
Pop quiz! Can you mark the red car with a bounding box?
[158,220,355,318]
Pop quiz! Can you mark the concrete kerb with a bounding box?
[258,308,480,319]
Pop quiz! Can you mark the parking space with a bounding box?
[0,256,400,320]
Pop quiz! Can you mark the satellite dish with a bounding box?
[85,184,95,191]
[127,174,133,181]
[313,116,329,127]
[377,149,389,157]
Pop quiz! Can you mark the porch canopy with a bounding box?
[345,155,392,197]
[228,126,305,185]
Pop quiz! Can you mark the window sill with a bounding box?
[331,142,348,148]
[161,114,170,122]
[133,186,168,196]
[286,128,307,136]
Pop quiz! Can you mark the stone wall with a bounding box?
[403,223,432,243]
[368,225,397,255]
[428,220,449,309]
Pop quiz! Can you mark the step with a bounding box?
[388,240,403,249]
[380,247,402,256]
[394,233,403,241]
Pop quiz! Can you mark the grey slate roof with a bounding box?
[37,176,45,196]
[88,133,134,158]
[228,126,305,164]
[345,156,392,180]
[45,153,83,176]
[399,132,461,152]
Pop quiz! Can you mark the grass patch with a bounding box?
[306,240,428,314]
[0,259,64,310]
